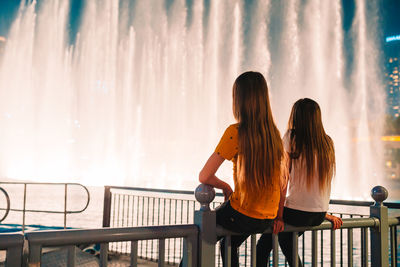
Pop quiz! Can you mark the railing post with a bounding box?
[0,234,24,267]
[28,244,42,267]
[193,184,216,267]
[369,185,389,267]
[103,186,112,227]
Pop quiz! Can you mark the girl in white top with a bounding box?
[256,98,342,267]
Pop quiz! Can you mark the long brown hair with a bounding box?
[287,98,335,190]
[233,71,284,201]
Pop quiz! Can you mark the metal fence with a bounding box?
[0,233,24,266]
[0,182,90,231]
[102,185,400,266]
[0,184,398,266]
[25,224,198,267]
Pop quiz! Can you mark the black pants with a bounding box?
[256,207,326,267]
[216,201,273,267]
[179,201,272,267]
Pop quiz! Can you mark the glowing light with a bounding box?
[381,136,400,142]
[386,35,400,43]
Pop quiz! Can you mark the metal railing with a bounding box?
[0,233,24,266]
[102,185,400,266]
[194,184,399,267]
[0,184,398,266]
[0,186,10,222]
[0,182,90,231]
[25,224,198,267]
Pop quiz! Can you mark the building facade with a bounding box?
[386,35,400,117]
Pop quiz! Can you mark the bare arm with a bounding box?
[273,153,290,234]
[325,214,343,230]
[273,174,288,234]
[199,152,233,201]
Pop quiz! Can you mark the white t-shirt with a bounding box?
[283,131,331,212]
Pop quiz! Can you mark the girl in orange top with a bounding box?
[199,71,285,267]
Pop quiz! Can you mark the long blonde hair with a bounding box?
[287,98,335,190]
[233,72,284,201]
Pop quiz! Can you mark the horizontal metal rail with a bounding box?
[388,216,400,226]
[0,182,90,214]
[25,224,199,267]
[0,182,90,231]
[103,185,399,266]
[105,185,400,209]
[26,224,198,246]
[216,217,380,236]
[0,233,24,266]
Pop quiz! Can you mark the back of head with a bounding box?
[233,71,284,201]
[288,98,335,190]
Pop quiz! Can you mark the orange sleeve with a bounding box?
[215,124,238,161]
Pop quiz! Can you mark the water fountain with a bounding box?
[0,0,385,199]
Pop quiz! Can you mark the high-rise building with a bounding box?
[386,35,400,117]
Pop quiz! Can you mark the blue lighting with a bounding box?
[386,35,400,43]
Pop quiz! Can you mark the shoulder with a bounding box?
[227,123,239,131]
[215,123,239,160]
[283,129,293,151]
[222,123,239,137]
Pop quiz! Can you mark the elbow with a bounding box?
[199,170,210,184]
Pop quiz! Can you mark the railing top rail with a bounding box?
[0,182,90,214]
[106,185,400,209]
[106,185,198,195]
[0,182,85,186]
[388,216,400,226]
[0,233,24,249]
[216,217,381,236]
[330,199,400,209]
[25,224,198,246]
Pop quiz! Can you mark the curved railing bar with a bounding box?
[0,182,90,214]
[0,186,10,222]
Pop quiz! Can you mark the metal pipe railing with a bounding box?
[0,182,90,231]
[0,187,10,222]
[0,233,24,266]
[195,184,399,267]
[103,185,399,265]
[25,224,198,267]
[104,185,400,208]
[0,184,398,266]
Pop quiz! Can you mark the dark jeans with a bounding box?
[179,201,272,267]
[256,207,326,267]
[216,201,273,267]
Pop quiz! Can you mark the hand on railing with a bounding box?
[273,218,284,234]
[325,214,343,230]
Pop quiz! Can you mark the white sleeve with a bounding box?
[283,130,291,153]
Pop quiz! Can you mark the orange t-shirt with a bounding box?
[215,124,280,219]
